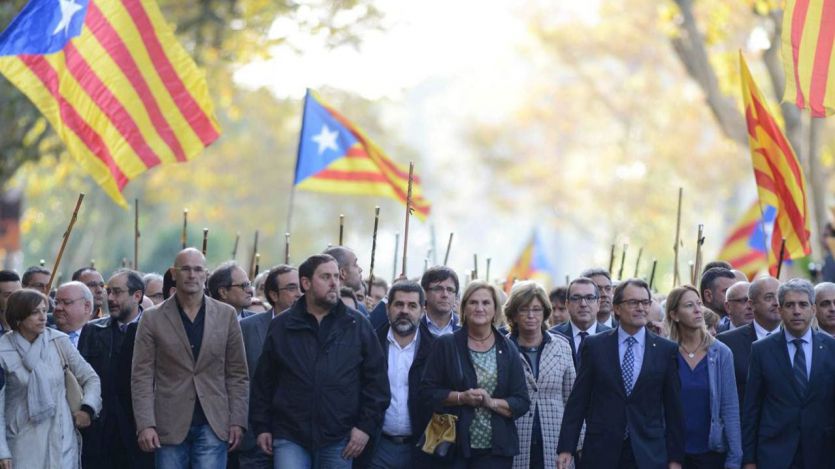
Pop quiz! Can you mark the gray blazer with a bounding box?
[706,340,742,468]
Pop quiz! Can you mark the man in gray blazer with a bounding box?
[237,264,300,468]
[132,248,249,468]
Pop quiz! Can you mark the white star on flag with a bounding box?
[53,0,83,36]
[312,124,339,155]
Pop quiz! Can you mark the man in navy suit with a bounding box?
[742,278,835,469]
[550,277,611,369]
[557,278,683,469]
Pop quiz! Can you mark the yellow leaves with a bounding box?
[750,0,780,16]
[658,2,682,39]
[704,2,732,46]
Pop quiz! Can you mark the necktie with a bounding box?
[69,331,79,346]
[792,338,808,394]
[576,331,589,368]
[119,324,128,333]
[622,336,637,395]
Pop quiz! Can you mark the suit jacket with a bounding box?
[116,322,155,469]
[238,310,273,453]
[716,322,756,407]
[549,322,611,368]
[557,328,684,469]
[131,295,250,445]
[741,330,835,468]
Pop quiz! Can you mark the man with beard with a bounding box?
[700,267,737,330]
[73,267,109,319]
[251,254,389,468]
[78,269,146,469]
[581,268,617,328]
[367,281,436,468]
[323,246,368,315]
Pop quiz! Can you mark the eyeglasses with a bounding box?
[727,297,749,303]
[147,293,164,300]
[568,295,599,304]
[106,287,128,296]
[278,284,300,292]
[176,266,206,274]
[617,299,652,308]
[427,286,457,295]
[518,307,544,316]
[227,282,252,290]
[27,282,47,289]
[55,297,85,307]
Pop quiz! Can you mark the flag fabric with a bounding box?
[0,0,220,207]
[717,202,777,279]
[505,231,554,292]
[782,0,835,117]
[740,53,812,275]
[295,89,431,220]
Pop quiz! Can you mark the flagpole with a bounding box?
[485,257,491,282]
[633,247,643,278]
[284,233,291,264]
[400,162,414,278]
[443,232,454,266]
[673,187,683,287]
[776,237,787,279]
[608,244,616,276]
[649,259,658,290]
[134,198,140,271]
[392,232,400,282]
[286,90,313,243]
[48,193,85,292]
[232,232,240,260]
[338,214,344,246]
[368,207,380,288]
[618,244,628,280]
[202,228,209,256]
[472,254,478,280]
[693,224,705,284]
[181,208,188,249]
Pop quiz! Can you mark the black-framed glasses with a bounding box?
[568,295,599,304]
[617,299,652,308]
[427,286,457,294]
[55,297,85,307]
[227,282,252,290]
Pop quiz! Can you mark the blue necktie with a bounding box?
[622,336,637,395]
[792,338,808,394]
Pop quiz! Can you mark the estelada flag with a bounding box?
[0,0,220,207]
[716,201,775,280]
[782,0,835,117]
[294,89,431,220]
[504,231,554,292]
[740,53,811,275]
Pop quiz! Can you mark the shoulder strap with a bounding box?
[54,338,69,369]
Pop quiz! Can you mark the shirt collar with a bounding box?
[570,320,596,336]
[425,312,456,330]
[784,326,813,343]
[618,325,646,346]
[386,326,419,351]
[753,319,779,338]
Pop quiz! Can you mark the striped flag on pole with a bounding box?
[782,0,835,117]
[740,53,811,275]
[0,0,220,207]
[295,89,431,220]
[716,201,774,279]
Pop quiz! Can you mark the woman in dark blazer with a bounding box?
[419,281,530,469]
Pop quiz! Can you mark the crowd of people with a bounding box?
[0,246,831,469]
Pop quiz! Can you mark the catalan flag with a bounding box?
[295,89,431,220]
[717,202,776,279]
[740,53,812,276]
[504,231,554,292]
[0,0,220,207]
[782,0,835,117]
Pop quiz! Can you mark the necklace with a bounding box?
[468,330,493,342]
[679,343,699,359]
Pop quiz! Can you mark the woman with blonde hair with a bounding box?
[0,289,101,469]
[665,285,741,469]
[503,281,574,469]
[420,281,530,468]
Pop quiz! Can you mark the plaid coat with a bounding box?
[512,332,576,469]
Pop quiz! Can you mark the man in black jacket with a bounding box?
[367,281,435,468]
[78,269,148,469]
[250,254,390,469]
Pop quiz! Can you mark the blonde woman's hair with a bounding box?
[460,281,504,327]
[665,285,715,350]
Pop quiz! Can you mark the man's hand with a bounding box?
[340,427,370,459]
[227,425,244,452]
[557,452,573,469]
[73,410,92,429]
[0,458,11,469]
[256,433,273,455]
[138,427,161,452]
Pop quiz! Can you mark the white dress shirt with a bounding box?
[600,315,615,329]
[569,320,600,352]
[618,326,646,390]
[784,327,813,377]
[753,320,780,340]
[382,328,419,436]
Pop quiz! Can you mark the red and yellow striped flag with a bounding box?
[740,53,811,275]
[0,0,220,207]
[782,0,835,117]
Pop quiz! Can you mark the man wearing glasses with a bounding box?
[208,262,256,321]
[132,248,249,469]
[581,268,618,329]
[53,280,95,348]
[419,266,461,337]
[550,277,611,369]
[720,281,753,333]
[558,278,683,469]
[72,267,110,319]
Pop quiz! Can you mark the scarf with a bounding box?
[10,331,56,423]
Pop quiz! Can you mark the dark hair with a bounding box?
[339,286,358,309]
[298,254,338,291]
[699,267,735,298]
[111,269,145,296]
[548,286,567,305]
[613,278,652,306]
[0,270,20,283]
[387,281,425,306]
[580,267,611,282]
[420,266,459,294]
[504,281,552,334]
[702,260,733,273]
[162,269,175,300]
[207,262,238,299]
[368,277,389,290]
[22,266,50,287]
[568,277,600,298]
[71,267,96,281]
[322,246,353,269]
[264,264,297,306]
[6,289,48,331]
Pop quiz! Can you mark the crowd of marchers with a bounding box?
[0,247,831,469]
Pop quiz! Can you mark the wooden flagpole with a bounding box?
[202,228,209,256]
[249,230,259,279]
[368,207,380,286]
[692,224,705,285]
[485,257,491,282]
[472,254,479,280]
[181,208,188,249]
[776,237,787,279]
[47,193,85,292]
[608,244,616,276]
[134,199,140,271]
[338,214,344,246]
[618,244,628,280]
[400,163,415,278]
[443,232,454,266]
[633,247,643,278]
[284,233,290,264]
[649,259,658,290]
[392,232,400,282]
[232,232,240,260]
[673,188,683,287]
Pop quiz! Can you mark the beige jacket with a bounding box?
[131,295,249,445]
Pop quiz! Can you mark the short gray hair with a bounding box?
[777,278,815,306]
[59,281,94,315]
[814,282,835,302]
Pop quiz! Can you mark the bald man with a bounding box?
[815,282,835,338]
[718,281,753,333]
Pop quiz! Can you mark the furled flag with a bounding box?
[294,89,431,220]
[740,53,812,275]
[717,201,777,279]
[782,0,835,117]
[504,231,554,292]
[0,0,220,207]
